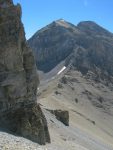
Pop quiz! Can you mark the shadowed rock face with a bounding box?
[48,109,69,126]
[54,110,69,126]
[0,0,50,144]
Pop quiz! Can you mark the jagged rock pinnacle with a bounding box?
[0,0,50,144]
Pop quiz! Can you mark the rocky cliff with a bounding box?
[0,0,50,144]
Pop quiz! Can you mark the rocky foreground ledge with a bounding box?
[0,0,50,144]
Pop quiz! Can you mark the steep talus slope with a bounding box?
[0,0,50,144]
[37,69,113,150]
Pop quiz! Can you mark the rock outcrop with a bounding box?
[49,109,69,126]
[0,0,50,144]
[54,110,69,126]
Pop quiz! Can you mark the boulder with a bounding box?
[50,109,69,126]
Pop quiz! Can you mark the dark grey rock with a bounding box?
[0,0,50,144]
[49,109,69,126]
[0,104,50,144]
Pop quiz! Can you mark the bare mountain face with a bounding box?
[28,18,113,115]
[28,19,113,84]
[0,0,50,144]
[0,1,113,149]
[28,19,113,149]
[28,19,83,72]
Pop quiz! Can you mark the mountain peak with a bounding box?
[53,19,75,29]
[77,21,113,37]
[78,21,98,26]
[55,19,66,23]
[28,19,113,75]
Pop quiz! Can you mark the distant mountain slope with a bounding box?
[28,19,84,72]
[28,19,113,149]
[77,21,113,37]
[28,19,113,80]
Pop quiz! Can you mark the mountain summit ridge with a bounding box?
[28,19,113,82]
[77,21,113,37]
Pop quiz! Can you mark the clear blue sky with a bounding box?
[13,0,113,39]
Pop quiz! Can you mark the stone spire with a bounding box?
[0,0,50,145]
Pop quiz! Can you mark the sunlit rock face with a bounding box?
[0,0,50,144]
[28,19,113,85]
